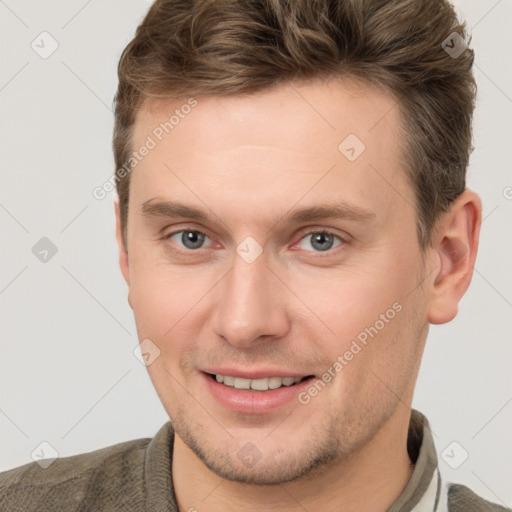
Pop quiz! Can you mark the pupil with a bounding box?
[183,231,204,249]
[312,233,333,251]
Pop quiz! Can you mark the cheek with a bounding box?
[289,250,423,367]
[128,253,199,340]
[127,255,227,372]
[291,266,407,335]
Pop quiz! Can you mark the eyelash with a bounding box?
[159,228,347,256]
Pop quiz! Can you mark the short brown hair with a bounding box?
[113,0,475,249]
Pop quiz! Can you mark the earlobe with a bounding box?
[427,190,482,324]
[114,201,130,288]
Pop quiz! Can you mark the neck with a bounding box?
[172,406,415,512]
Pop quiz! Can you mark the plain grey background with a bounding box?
[1,0,511,506]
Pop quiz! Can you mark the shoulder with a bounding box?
[448,483,511,512]
[0,436,151,511]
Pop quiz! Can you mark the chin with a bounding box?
[197,446,339,486]
[173,412,342,486]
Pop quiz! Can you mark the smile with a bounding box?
[212,373,310,391]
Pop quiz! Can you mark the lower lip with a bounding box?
[202,372,315,414]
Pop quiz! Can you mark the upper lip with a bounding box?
[202,368,314,380]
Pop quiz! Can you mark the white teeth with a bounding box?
[268,377,283,389]
[233,377,251,390]
[214,374,304,391]
[250,378,269,391]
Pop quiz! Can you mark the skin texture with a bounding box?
[115,77,481,512]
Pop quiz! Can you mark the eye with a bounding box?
[161,228,346,255]
[296,231,344,253]
[163,230,212,251]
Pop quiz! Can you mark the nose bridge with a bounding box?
[212,248,288,347]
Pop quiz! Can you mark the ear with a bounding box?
[427,189,482,324]
[114,201,132,308]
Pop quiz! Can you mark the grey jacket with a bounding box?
[0,410,509,511]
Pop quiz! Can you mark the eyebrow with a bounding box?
[140,198,376,226]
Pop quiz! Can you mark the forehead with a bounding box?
[135,77,401,153]
[129,77,412,230]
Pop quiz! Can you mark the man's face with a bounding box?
[118,78,433,484]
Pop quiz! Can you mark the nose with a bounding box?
[211,249,290,349]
